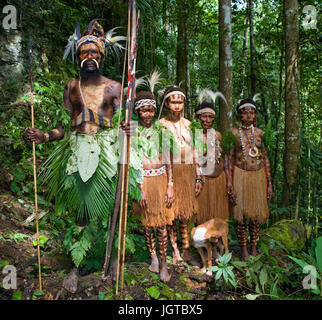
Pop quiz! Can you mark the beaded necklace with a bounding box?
[238,124,259,161]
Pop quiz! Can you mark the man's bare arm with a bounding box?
[26,82,72,144]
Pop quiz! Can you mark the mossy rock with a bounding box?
[262,219,306,251]
[161,285,175,300]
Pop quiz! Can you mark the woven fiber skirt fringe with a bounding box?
[133,173,175,227]
[232,166,269,224]
[172,164,198,221]
[194,171,229,225]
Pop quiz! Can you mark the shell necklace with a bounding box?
[239,124,259,159]
[170,119,185,147]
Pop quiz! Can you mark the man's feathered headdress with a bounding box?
[63,20,126,62]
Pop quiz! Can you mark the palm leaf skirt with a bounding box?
[40,134,118,222]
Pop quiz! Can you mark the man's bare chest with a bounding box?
[69,83,113,115]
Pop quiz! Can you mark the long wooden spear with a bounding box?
[28,37,42,291]
[120,7,140,291]
[102,27,129,280]
[115,0,140,295]
[102,0,139,281]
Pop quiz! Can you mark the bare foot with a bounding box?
[148,255,159,273]
[241,247,249,261]
[159,260,171,282]
[172,251,184,265]
[250,245,257,257]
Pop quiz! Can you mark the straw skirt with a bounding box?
[194,171,229,225]
[232,166,269,224]
[133,173,175,227]
[172,164,198,221]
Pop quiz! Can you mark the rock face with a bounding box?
[0,31,24,103]
[262,219,307,251]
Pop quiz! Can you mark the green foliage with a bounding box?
[12,291,23,300]
[146,286,161,299]
[221,131,238,156]
[210,253,237,288]
[262,121,278,151]
[33,235,49,248]
[5,232,31,243]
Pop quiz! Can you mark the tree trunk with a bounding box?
[218,0,233,132]
[240,18,249,98]
[272,24,284,184]
[248,0,256,97]
[176,0,187,89]
[282,0,300,208]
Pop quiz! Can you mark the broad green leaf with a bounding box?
[215,268,223,280]
[259,268,268,290]
[77,135,100,182]
[288,256,310,269]
[0,260,9,268]
[223,269,228,283]
[210,266,219,272]
[315,236,322,274]
[12,291,22,300]
[33,289,45,296]
[146,286,160,300]
[66,153,78,175]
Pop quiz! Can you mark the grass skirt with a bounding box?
[172,164,198,221]
[194,171,229,225]
[133,174,175,227]
[232,166,269,224]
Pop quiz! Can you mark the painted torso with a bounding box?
[66,76,120,134]
[232,127,264,171]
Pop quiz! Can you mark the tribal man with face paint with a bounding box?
[229,98,273,260]
[26,20,132,291]
[27,20,123,144]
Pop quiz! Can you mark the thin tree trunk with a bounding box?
[272,36,284,182]
[241,18,249,97]
[282,0,300,208]
[248,0,256,97]
[176,0,187,87]
[218,0,233,132]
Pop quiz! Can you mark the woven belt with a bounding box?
[144,166,166,177]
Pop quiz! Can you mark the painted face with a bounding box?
[199,112,215,130]
[79,43,102,72]
[240,107,256,125]
[166,94,185,114]
[138,105,156,127]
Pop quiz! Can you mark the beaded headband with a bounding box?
[134,99,157,110]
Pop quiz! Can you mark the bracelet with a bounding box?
[44,133,50,142]
[196,178,204,185]
[168,181,174,186]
